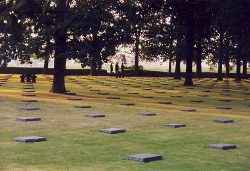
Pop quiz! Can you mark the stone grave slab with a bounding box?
[21,100,38,103]
[141,96,153,99]
[14,136,46,143]
[23,90,35,92]
[127,92,139,94]
[171,95,182,98]
[97,92,109,95]
[208,144,236,150]
[214,119,234,123]
[100,128,126,134]
[127,153,162,163]
[190,100,203,103]
[90,89,101,92]
[242,92,250,95]
[158,101,172,104]
[74,105,91,108]
[22,94,36,97]
[120,102,135,106]
[180,109,196,112]
[197,95,208,97]
[85,114,105,118]
[163,123,186,128]
[201,90,211,93]
[155,91,165,94]
[219,99,231,102]
[216,106,232,110]
[16,117,41,122]
[67,98,82,101]
[138,112,156,116]
[106,97,121,100]
[20,107,40,111]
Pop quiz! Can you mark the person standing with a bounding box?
[110,63,113,74]
[121,63,125,78]
[115,62,119,78]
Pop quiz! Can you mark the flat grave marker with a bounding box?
[138,112,156,116]
[208,144,236,150]
[127,153,163,163]
[14,136,46,143]
[214,119,234,123]
[74,105,91,108]
[85,114,105,118]
[100,128,126,134]
[16,117,41,122]
[163,123,186,128]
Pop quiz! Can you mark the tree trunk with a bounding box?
[134,30,140,76]
[174,56,181,79]
[217,26,224,81]
[168,58,171,76]
[235,26,242,81]
[174,35,181,80]
[225,56,230,78]
[236,58,241,81]
[196,36,202,79]
[43,56,49,74]
[184,2,194,86]
[243,56,248,79]
[50,0,67,93]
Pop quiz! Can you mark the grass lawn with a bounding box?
[0,74,250,171]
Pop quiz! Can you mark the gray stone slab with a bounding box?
[20,107,40,111]
[242,92,250,95]
[208,144,236,150]
[138,112,156,116]
[127,92,139,94]
[127,153,163,163]
[21,100,38,103]
[120,103,135,106]
[16,117,41,122]
[22,94,36,97]
[67,98,82,101]
[190,100,203,103]
[163,123,186,128]
[197,95,208,97]
[216,106,232,110]
[214,119,234,123]
[90,89,101,92]
[14,136,46,143]
[100,128,126,134]
[106,97,121,100]
[85,114,105,118]
[158,101,172,104]
[97,92,109,95]
[219,99,231,102]
[143,88,152,90]
[155,91,165,94]
[23,90,35,92]
[141,96,153,98]
[74,105,91,108]
[171,95,182,98]
[201,90,211,92]
[180,109,196,112]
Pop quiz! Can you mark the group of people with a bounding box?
[20,73,37,83]
[110,62,125,78]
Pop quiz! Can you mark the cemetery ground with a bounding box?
[0,74,250,171]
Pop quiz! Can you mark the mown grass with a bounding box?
[0,74,250,171]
